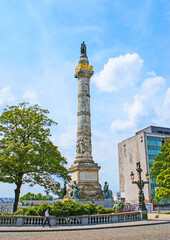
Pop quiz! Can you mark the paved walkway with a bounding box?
[0,223,169,240]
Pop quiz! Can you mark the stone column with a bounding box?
[65,42,103,202]
[75,51,93,163]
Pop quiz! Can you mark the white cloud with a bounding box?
[141,76,165,93]
[146,71,156,76]
[0,87,14,106]
[111,74,167,132]
[59,125,76,148]
[93,53,143,92]
[124,95,147,119]
[111,119,134,132]
[154,87,170,126]
[22,89,38,103]
[111,94,147,132]
[164,88,170,107]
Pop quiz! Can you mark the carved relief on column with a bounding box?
[76,136,92,158]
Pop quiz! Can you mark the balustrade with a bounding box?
[56,216,82,226]
[23,216,43,226]
[0,216,17,226]
[118,212,140,222]
[0,212,142,227]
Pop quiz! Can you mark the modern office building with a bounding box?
[112,192,121,202]
[118,126,170,203]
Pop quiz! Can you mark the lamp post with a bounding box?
[130,161,149,212]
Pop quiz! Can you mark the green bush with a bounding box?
[13,209,24,215]
[96,205,108,214]
[52,199,85,217]
[105,208,116,214]
[51,201,64,216]
[36,202,52,216]
[83,202,97,215]
[11,200,117,217]
[51,200,97,217]
[14,207,35,215]
[24,208,38,216]
[72,201,86,216]
[1,212,11,216]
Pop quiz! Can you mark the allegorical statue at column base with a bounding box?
[103,181,113,208]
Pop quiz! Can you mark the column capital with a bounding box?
[75,68,93,78]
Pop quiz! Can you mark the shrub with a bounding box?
[61,200,83,216]
[14,207,36,215]
[97,205,111,214]
[11,200,117,217]
[83,202,97,215]
[52,200,97,217]
[96,205,107,214]
[105,208,116,213]
[72,201,85,216]
[52,199,85,217]
[13,209,24,215]
[36,202,52,216]
[2,212,11,216]
[52,201,65,217]
[24,208,38,216]
[96,206,116,214]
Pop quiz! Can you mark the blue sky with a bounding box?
[0,0,169,197]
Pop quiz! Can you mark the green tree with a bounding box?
[0,102,70,212]
[20,192,53,201]
[150,140,170,201]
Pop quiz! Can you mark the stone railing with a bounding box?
[0,211,142,227]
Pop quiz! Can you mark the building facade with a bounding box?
[118,126,170,203]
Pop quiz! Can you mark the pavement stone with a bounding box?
[0,224,169,240]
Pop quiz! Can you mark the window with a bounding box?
[147,145,160,151]
[148,154,157,160]
[157,131,163,134]
[123,144,126,157]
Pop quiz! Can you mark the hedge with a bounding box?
[12,199,116,216]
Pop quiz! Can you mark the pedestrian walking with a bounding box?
[42,209,51,227]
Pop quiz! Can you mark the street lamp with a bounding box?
[130,161,149,212]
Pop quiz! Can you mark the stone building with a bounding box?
[118,125,170,203]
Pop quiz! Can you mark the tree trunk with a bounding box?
[13,180,22,213]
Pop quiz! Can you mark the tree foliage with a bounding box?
[0,102,71,212]
[150,140,170,201]
[20,192,53,201]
